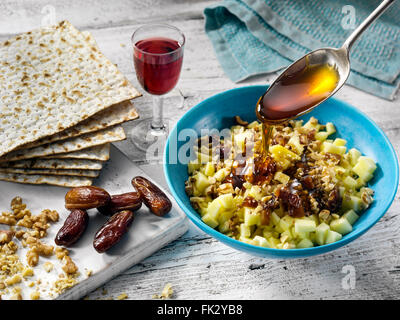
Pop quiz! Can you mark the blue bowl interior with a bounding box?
[164,85,399,258]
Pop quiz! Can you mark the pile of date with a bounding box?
[55,176,172,253]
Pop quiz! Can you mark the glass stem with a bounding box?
[151,95,165,131]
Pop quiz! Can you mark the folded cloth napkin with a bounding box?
[204,0,400,100]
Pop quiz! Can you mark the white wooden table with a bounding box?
[1,0,399,300]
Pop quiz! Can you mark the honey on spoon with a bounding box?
[255,0,394,155]
[256,57,339,153]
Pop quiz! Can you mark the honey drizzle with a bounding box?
[256,59,339,156]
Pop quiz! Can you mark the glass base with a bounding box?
[130,118,170,152]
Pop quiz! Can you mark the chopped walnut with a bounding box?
[30,291,40,300]
[26,250,39,267]
[217,183,235,194]
[9,293,22,300]
[116,293,128,300]
[184,183,193,196]
[39,209,59,223]
[3,241,18,254]
[360,188,374,209]
[43,262,54,273]
[14,230,25,239]
[62,256,78,275]
[33,242,54,257]
[152,283,174,299]
[0,230,15,244]
[319,209,331,222]
[22,267,34,278]
[55,247,69,260]
[16,215,34,228]
[0,214,17,226]
[5,274,22,286]
[53,277,78,294]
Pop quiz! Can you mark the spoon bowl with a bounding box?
[257,0,394,124]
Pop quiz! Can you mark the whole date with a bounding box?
[132,176,172,216]
[93,210,135,253]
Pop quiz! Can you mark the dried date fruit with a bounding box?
[65,186,111,210]
[131,176,172,216]
[97,192,142,216]
[55,209,89,247]
[93,210,134,253]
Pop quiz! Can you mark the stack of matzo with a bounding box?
[0,21,141,187]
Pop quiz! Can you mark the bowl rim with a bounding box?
[163,85,399,257]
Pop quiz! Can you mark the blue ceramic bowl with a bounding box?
[164,85,399,258]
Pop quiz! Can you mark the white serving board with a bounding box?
[0,145,189,300]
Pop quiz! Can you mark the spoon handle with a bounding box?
[342,0,395,52]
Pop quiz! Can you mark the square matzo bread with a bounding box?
[0,20,140,157]
[1,158,103,170]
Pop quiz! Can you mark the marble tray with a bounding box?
[0,145,189,300]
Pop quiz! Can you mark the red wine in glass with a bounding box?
[134,37,183,95]
[131,24,185,153]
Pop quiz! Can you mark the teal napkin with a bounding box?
[204,0,400,100]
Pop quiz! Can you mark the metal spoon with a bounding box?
[259,0,395,120]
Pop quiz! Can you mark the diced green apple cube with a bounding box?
[274,224,285,234]
[253,235,270,248]
[268,237,280,248]
[342,209,359,225]
[239,236,256,245]
[240,223,251,238]
[244,208,260,227]
[325,230,342,244]
[206,199,222,220]
[297,238,314,248]
[315,131,329,141]
[279,217,291,231]
[326,122,336,135]
[280,230,293,242]
[335,166,347,176]
[306,214,319,225]
[315,222,330,246]
[348,148,361,166]
[202,213,219,228]
[263,230,273,239]
[303,118,321,131]
[271,211,281,226]
[342,194,363,212]
[194,172,211,194]
[274,172,290,184]
[333,138,347,146]
[352,156,377,182]
[343,176,357,190]
[355,177,367,189]
[218,220,230,233]
[295,219,316,233]
[321,142,346,155]
[287,134,304,154]
[218,209,233,224]
[214,168,229,181]
[216,193,234,209]
[188,160,201,174]
[281,215,295,227]
[204,162,215,176]
[330,217,353,235]
[247,186,262,200]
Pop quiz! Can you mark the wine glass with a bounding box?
[131,24,185,151]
